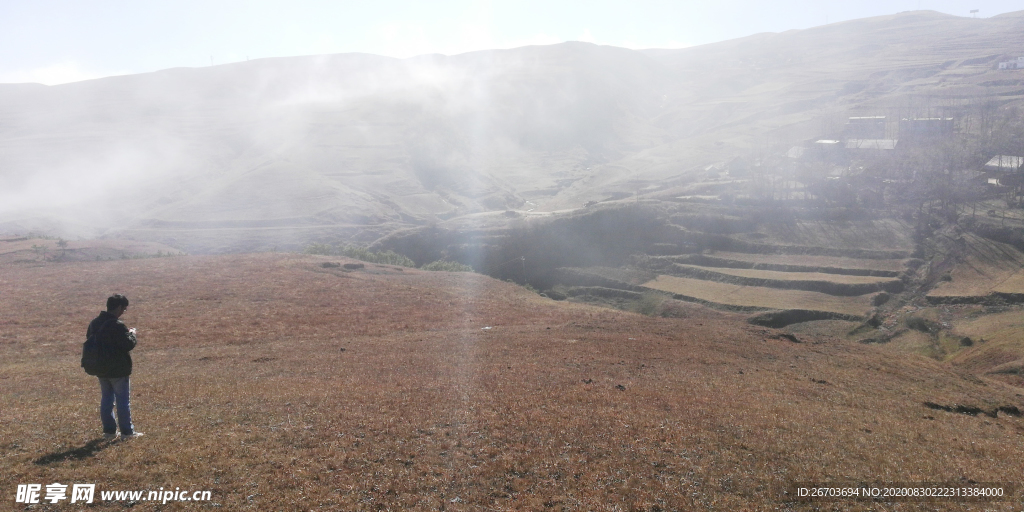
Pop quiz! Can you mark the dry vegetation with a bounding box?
[2,253,1022,510]
[672,264,899,286]
[704,252,908,273]
[0,237,182,264]
[740,219,916,253]
[927,234,1024,298]
[951,310,1024,387]
[641,275,876,317]
[994,273,1024,295]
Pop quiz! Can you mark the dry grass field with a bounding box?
[994,275,1024,295]
[641,275,876,317]
[0,253,1019,509]
[0,237,182,264]
[2,253,1023,510]
[742,220,915,254]
[672,264,899,286]
[927,235,1024,299]
[951,311,1024,388]
[703,252,908,273]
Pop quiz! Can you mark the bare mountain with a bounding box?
[0,10,1022,251]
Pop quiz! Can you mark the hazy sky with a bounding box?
[2,0,1021,85]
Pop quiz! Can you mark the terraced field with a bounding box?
[700,252,908,273]
[951,310,1024,387]
[641,275,876,317]
[926,234,1024,301]
[622,225,915,321]
[743,219,916,253]
[0,237,182,264]
[671,264,901,286]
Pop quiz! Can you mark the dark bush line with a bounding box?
[551,268,646,292]
[923,402,1021,418]
[666,254,902,277]
[660,228,911,259]
[666,264,904,296]
[926,292,1024,305]
[667,293,773,313]
[565,287,644,300]
[925,295,989,305]
[747,309,864,328]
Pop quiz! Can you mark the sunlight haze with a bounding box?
[2,0,1022,85]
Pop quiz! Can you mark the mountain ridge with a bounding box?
[0,10,1022,250]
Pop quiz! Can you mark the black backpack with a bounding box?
[81,320,115,376]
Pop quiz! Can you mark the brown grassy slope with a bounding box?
[706,251,908,273]
[952,310,1024,388]
[1,253,1022,511]
[744,220,916,254]
[0,237,183,264]
[672,264,898,285]
[642,274,875,316]
[928,234,1024,298]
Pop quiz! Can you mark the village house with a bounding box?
[845,116,887,139]
[899,117,955,139]
[997,56,1024,70]
[845,139,898,151]
[983,155,1024,186]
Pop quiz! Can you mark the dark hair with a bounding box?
[106,294,129,311]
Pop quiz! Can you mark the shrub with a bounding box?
[302,243,417,267]
[340,246,415,267]
[906,315,940,333]
[369,250,416,267]
[633,291,666,316]
[421,260,474,272]
[303,243,334,256]
[338,246,371,260]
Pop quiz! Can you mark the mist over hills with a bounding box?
[1,9,1022,250]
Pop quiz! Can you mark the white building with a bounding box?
[984,155,1024,172]
[845,139,898,150]
[981,155,1022,187]
[997,57,1024,70]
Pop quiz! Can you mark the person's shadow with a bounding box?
[34,439,111,465]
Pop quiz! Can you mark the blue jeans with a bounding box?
[98,377,135,436]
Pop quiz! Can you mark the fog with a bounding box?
[1,10,1022,252]
[0,44,659,240]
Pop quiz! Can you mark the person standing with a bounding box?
[87,294,143,440]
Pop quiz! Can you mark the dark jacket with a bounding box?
[87,311,137,378]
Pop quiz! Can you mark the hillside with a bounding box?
[1,11,1023,252]
[1,253,1022,509]
[0,236,182,264]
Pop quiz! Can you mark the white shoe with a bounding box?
[120,432,144,440]
[102,433,118,441]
